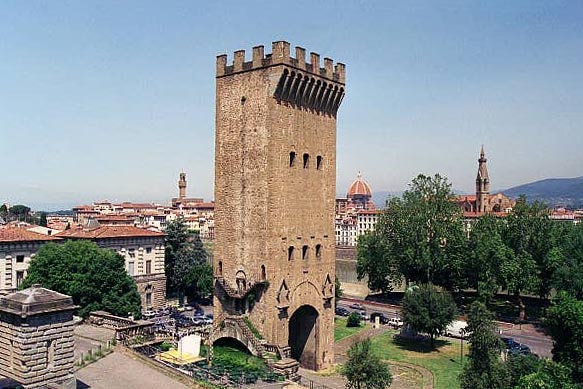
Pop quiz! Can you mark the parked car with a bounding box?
[388,317,404,329]
[142,310,156,320]
[370,312,389,325]
[357,311,370,321]
[349,302,366,311]
[502,337,532,355]
[335,307,350,316]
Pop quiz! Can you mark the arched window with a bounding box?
[303,153,310,168]
[302,245,309,260]
[289,151,296,167]
[288,246,295,261]
[316,155,323,170]
[261,265,266,281]
[218,261,223,276]
[315,244,322,259]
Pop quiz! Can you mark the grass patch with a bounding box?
[369,330,467,389]
[334,317,367,341]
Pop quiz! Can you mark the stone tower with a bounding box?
[476,145,490,213]
[178,172,187,200]
[213,41,345,370]
[0,285,76,388]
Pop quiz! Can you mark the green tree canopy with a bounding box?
[401,283,457,347]
[343,338,392,389]
[165,219,209,302]
[39,212,48,227]
[544,292,583,383]
[465,215,513,304]
[459,301,506,389]
[552,223,583,300]
[22,240,141,318]
[515,359,576,389]
[358,174,466,292]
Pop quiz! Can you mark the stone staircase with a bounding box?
[229,316,266,356]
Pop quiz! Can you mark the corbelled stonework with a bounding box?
[213,41,345,370]
[0,285,76,388]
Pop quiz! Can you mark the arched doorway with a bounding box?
[289,305,319,369]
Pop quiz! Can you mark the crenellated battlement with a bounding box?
[216,41,346,84]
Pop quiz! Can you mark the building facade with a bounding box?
[214,41,345,370]
[0,228,62,295]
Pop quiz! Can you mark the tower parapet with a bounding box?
[216,41,346,85]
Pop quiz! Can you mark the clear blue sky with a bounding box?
[1,1,582,210]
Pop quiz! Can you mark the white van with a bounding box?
[444,320,469,338]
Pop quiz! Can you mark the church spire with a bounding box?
[476,146,490,212]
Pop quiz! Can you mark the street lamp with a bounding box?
[460,328,466,364]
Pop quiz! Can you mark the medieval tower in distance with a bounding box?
[213,41,345,370]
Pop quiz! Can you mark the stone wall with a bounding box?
[0,310,75,388]
[214,41,345,370]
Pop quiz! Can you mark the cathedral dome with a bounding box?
[347,172,373,198]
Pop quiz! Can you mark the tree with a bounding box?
[356,232,400,294]
[335,276,343,307]
[401,283,456,347]
[459,302,506,389]
[39,212,48,227]
[515,359,576,389]
[9,204,31,222]
[165,219,209,302]
[465,215,512,304]
[505,354,543,388]
[359,174,466,291]
[347,312,362,327]
[502,196,560,319]
[343,339,392,389]
[22,240,141,318]
[552,223,583,300]
[0,204,7,219]
[185,263,213,299]
[544,292,583,383]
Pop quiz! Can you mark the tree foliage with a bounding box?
[401,284,456,346]
[459,302,506,389]
[185,263,213,299]
[515,359,576,389]
[343,339,392,389]
[39,212,48,227]
[165,219,209,301]
[544,292,583,383]
[22,240,141,318]
[552,223,583,300]
[347,312,362,328]
[358,174,465,292]
[335,276,343,307]
[465,215,512,303]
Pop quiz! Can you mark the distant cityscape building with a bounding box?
[0,227,62,294]
[335,172,380,247]
[71,172,216,239]
[454,146,515,218]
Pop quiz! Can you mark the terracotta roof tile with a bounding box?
[0,227,63,243]
[56,225,164,239]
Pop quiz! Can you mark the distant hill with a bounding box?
[503,176,583,208]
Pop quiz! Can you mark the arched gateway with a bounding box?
[289,305,319,369]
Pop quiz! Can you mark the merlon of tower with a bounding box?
[216,41,346,85]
